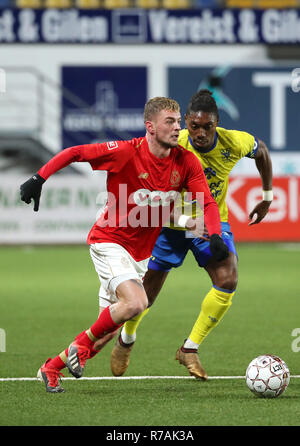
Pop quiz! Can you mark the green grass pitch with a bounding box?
[1,243,300,427]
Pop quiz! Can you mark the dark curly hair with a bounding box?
[185,89,219,120]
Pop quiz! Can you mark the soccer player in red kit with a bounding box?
[20,97,229,393]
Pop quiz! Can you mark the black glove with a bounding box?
[20,174,45,212]
[209,233,229,262]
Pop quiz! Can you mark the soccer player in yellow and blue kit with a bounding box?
[109,89,273,379]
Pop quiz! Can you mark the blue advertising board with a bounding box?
[169,65,300,152]
[61,66,147,148]
[1,8,300,44]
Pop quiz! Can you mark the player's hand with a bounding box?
[209,234,229,262]
[20,174,45,212]
[248,200,272,226]
[185,218,209,240]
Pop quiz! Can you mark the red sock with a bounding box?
[89,306,122,339]
[46,355,65,371]
[63,308,122,356]
[74,330,94,348]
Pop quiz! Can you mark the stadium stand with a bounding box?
[0,67,84,175]
[16,0,43,7]
[135,0,160,8]
[44,0,73,6]
[7,0,300,7]
[2,0,300,7]
[161,0,192,8]
[102,0,132,7]
[16,0,74,7]
[76,0,102,7]
[4,0,228,7]
[226,0,299,7]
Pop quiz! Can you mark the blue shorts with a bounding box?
[148,222,237,272]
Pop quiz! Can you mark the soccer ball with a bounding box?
[246,355,290,398]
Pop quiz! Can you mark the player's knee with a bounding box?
[123,298,148,320]
[214,268,238,291]
[209,251,238,292]
[217,275,238,292]
[216,261,238,291]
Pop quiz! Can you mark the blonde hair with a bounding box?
[144,97,180,122]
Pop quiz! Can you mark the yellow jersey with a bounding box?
[170,127,258,227]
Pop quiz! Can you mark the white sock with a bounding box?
[121,327,136,345]
[184,338,199,350]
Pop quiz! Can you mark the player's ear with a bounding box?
[145,120,155,135]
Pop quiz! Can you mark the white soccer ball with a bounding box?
[246,355,290,398]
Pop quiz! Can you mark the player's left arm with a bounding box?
[248,138,273,226]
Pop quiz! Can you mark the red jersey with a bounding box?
[38,137,221,261]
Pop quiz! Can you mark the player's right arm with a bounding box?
[248,138,273,225]
[236,130,273,225]
[20,140,136,211]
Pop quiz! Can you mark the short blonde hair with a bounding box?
[144,97,180,122]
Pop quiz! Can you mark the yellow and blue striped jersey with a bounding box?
[171,127,258,226]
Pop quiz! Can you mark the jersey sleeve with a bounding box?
[183,152,221,236]
[245,137,259,159]
[236,131,259,159]
[37,139,137,180]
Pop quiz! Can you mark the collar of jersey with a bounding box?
[144,137,172,162]
[188,131,218,154]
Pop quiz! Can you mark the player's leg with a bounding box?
[38,243,149,392]
[39,326,122,393]
[184,252,237,347]
[176,224,237,379]
[66,242,150,378]
[119,267,169,344]
[37,280,118,392]
[92,286,124,355]
[38,293,118,393]
[110,268,169,376]
[90,308,119,357]
[111,227,191,376]
[66,261,149,379]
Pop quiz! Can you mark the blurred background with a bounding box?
[0,0,300,244]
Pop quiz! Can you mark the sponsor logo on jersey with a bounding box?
[204,167,217,179]
[133,188,179,207]
[107,141,118,150]
[209,180,224,199]
[170,170,181,187]
[138,172,149,179]
[95,185,204,229]
[220,148,231,163]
